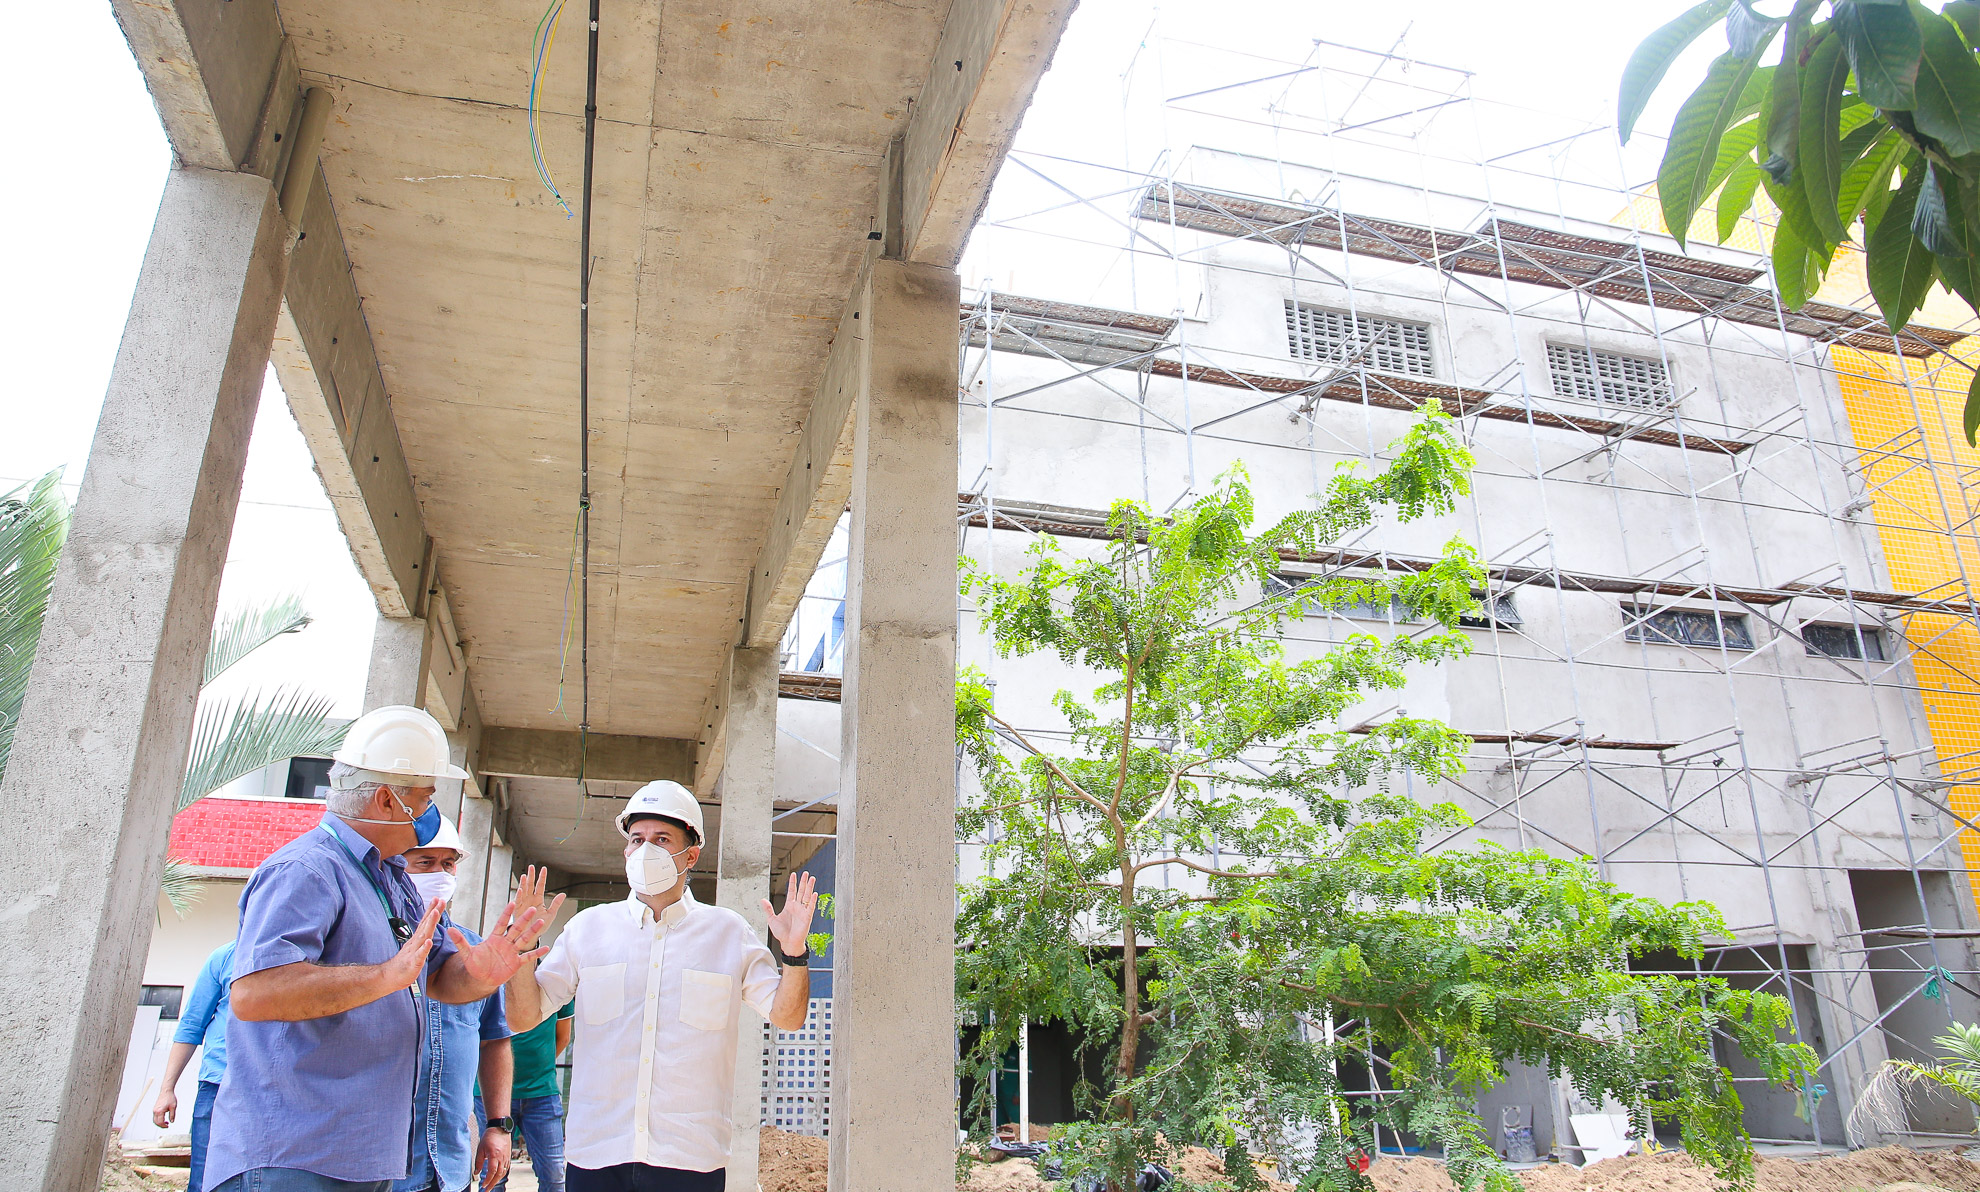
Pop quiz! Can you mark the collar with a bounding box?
[320,813,408,873]
[624,885,696,928]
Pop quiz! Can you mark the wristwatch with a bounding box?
[772,936,810,967]
[486,1116,515,1134]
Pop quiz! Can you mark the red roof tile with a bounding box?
[169,797,324,871]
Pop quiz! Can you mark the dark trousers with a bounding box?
[566,1163,725,1192]
[189,1079,220,1192]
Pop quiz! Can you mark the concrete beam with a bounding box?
[110,0,285,171]
[271,162,430,618]
[479,727,696,785]
[898,0,1081,267]
[742,263,871,650]
[0,167,290,1190]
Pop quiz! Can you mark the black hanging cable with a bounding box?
[577,0,600,783]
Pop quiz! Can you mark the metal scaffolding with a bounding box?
[943,29,1980,1153]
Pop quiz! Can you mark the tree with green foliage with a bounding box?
[953,408,1816,1191]
[0,471,347,913]
[1621,0,1980,436]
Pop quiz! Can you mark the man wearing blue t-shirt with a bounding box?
[153,939,237,1192]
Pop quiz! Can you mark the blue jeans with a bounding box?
[208,1171,392,1192]
[475,1093,566,1192]
[189,1080,220,1192]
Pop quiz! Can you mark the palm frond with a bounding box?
[159,857,204,919]
[0,471,70,783]
[205,593,311,685]
[179,687,348,810]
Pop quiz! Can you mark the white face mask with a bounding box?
[625,841,690,896]
[408,870,457,906]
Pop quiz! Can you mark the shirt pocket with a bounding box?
[679,969,733,1031]
[577,963,626,1025]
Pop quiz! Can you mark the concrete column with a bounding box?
[456,791,499,933]
[364,613,429,711]
[828,259,960,1192]
[0,167,290,1188]
[718,646,781,1190]
[485,841,516,933]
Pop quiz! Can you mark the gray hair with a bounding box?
[326,760,408,817]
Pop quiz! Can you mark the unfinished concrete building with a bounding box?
[0,0,1077,1187]
[925,37,1980,1152]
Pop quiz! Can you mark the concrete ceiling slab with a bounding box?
[279,0,944,741]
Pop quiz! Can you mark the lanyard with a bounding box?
[319,821,422,995]
[320,820,402,923]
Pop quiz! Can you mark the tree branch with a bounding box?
[1130,855,1279,880]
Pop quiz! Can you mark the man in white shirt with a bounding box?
[504,779,817,1192]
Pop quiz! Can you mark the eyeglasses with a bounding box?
[389,916,413,946]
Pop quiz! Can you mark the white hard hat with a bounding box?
[616,779,704,842]
[332,705,470,783]
[406,814,465,859]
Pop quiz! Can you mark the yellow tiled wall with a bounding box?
[1829,342,1980,883]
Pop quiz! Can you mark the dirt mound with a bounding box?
[759,1127,830,1192]
[750,1129,1980,1192]
[1367,1146,1980,1192]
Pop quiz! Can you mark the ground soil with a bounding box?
[759,1131,1980,1192]
[1367,1147,1980,1192]
[97,1135,187,1192]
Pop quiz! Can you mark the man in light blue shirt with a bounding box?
[204,706,560,1192]
[397,815,514,1192]
[152,939,237,1192]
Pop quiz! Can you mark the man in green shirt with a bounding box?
[477,999,574,1191]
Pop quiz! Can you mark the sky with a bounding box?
[1,0,1711,716]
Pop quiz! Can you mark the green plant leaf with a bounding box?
[1912,3,1980,156]
[1767,1,1825,180]
[1621,0,1738,143]
[1915,162,1969,255]
[205,593,311,684]
[1800,28,1854,243]
[1662,49,1780,248]
[1767,167,1838,254]
[179,687,348,810]
[0,471,68,785]
[159,857,205,920]
[1966,367,1980,444]
[1719,157,1767,240]
[1840,126,1907,231]
[1949,0,1980,44]
[1706,118,1764,197]
[1773,211,1817,307]
[1867,158,1938,330]
[1838,0,1922,109]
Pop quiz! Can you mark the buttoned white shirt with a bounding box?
[531,888,781,1172]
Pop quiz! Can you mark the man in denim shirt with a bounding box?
[204,706,562,1192]
[398,815,515,1192]
[152,940,237,1192]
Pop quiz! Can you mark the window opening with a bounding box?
[1624,606,1753,650]
[1547,343,1672,409]
[1458,592,1521,629]
[1804,623,1886,661]
[1285,302,1435,377]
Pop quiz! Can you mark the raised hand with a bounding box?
[382,898,446,991]
[451,871,566,987]
[764,871,819,957]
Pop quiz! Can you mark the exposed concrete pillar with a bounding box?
[364,613,429,711]
[827,259,960,1192]
[484,841,515,932]
[455,791,499,933]
[718,646,781,1191]
[0,167,290,1189]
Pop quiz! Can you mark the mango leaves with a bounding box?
[1628,0,1980,441]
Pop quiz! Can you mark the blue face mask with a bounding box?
[389,788,443,845]
[412,798,442,846]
